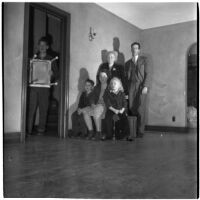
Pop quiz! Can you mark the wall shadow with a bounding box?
[113,37,125,65]
[96,49,108,84]
[68,68,90,131]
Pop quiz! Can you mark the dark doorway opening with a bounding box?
[187,43,197,128]
[21,3,70,142]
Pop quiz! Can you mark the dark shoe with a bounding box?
[26,133,32,138]
[126,137,134,141]
[36,129,45,136]
[87,130,94,140]
[37,132,44,136]
[136,132,143,138]
[101,134,106,141]
[94,131,101,141]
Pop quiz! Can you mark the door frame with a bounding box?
[21,3,70,142]
[185,42,197,127]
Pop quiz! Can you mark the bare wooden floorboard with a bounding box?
[3,131,197,198]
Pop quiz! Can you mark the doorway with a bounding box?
[186,43,197,128]
[21,3,70,142]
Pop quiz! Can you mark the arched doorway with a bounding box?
[186,43,197,128]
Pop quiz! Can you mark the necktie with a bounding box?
[135,58,139,77]
[134,56,137,64]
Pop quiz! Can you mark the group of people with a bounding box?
[72,42,150,141]
[27,36,150,141]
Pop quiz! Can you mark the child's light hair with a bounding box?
[109,77,124,92]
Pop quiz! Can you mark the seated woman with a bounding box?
[96,51,127,94]
[103,77,133,141]
[82,70,109,140]
[71,79,94,138]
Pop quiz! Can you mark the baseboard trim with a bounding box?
[145,125,190,133]
[4,132,21,142]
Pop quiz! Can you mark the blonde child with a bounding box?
[103,77,133,141]
[71,79,94,137]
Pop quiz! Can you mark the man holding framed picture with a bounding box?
[27,36,58,136]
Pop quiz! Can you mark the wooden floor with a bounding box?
[3,131,197,198]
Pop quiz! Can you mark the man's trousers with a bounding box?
[128,83,147,134]
[27,87,50,133]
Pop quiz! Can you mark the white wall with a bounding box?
[4,3,25,133]
[141,21,197,127]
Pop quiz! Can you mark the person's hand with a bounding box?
[91,104,96,109]
[49,70,53,76]
[77,108,82,115]
[125,95,129,100]
[114,109,119,114]
[142,87,148,94]
[119,108,125,114]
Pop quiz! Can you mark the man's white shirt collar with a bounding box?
[132,55,138,63]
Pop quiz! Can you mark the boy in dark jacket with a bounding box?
[71,79,94,137]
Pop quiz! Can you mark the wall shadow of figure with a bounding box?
[68,68,90,132]
[96,49,108,84]
[113,37,125,65]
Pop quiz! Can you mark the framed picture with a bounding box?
[29,59,51,88]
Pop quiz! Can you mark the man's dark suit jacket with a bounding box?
[124,56,150,93]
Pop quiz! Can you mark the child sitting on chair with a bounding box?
[71,79,94,138]
[103,77,133,141]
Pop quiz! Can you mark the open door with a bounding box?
[21,3,70,142]
[186,43,197,129]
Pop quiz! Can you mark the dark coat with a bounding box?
[124,56,150,92]
[78,91,93,108]
[103,90,127,110]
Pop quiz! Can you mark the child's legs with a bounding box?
[104,110,114,139]
[93,116,101,132]
[82,111,93,131]
[79,114,88,136]
[93,104,104,132]
[119,113,130,138]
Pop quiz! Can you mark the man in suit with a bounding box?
[125,42,150,138]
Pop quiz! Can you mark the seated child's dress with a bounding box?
[71,91,93,137]
[103,89,130,140]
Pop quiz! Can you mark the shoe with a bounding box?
[94,131,101,141]
[101,135,106,141]
[87,130,94,140]
[136,132,143,138]
[26,133,32,138]
[37,132,44,136]
[36,127,46,136]
[126,137,134,141]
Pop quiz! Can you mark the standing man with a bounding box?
[27,36,58,136]
[125,42,150,138]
